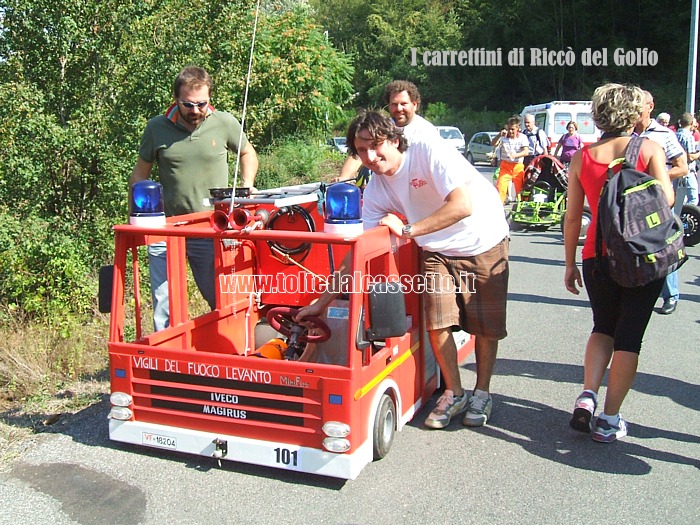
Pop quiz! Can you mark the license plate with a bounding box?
[142,432,177,450]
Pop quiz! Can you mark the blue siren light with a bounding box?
[324,182,363,236]
[130,180,166,226]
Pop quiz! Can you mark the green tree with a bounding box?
[110,0,353,145]
[0,0,140,226]
[309,0,695,113]
[0,0,353,319]
[310,0,463,108]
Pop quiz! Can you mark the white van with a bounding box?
[436,125,466,155]
[521,101,600,149]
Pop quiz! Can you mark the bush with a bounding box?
[254,136,344,189]
[330,107,359,135]
[0,208,98,323]
[424,102,511,143]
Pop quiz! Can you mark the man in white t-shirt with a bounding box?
[634,90,688,315]
[299,111,510,429]
[523,114,551,166]
[334,80,440,183]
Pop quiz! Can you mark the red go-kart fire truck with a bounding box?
[101,182,474,480]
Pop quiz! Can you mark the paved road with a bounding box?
[1,185,698,524]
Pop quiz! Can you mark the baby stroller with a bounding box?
[509,154,569,231]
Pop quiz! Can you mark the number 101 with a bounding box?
[274,447,298,466]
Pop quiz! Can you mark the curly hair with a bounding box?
[346,110,408,156]
[591,83,644,133]
[173,66,213,98]
[383,80,421,106]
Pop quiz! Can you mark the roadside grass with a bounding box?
[0,308,109,406]
[0,309,110,464]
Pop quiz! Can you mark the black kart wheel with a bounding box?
[579,206,593,245]
[680,204,700,247]
[560,205,592,246]
[507,204,525,231]
[372,393,396,460]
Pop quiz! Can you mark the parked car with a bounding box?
[466,131,499,165]
[328,136,348,154]
[435,126,466,154]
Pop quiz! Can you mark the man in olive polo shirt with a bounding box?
[130,66,258,331]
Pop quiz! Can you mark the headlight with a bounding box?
[322,421,350,438]
[110,392,133,407]
[109,406,133,421]
[322,437,351,453]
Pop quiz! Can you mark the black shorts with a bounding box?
[582,257,664,354]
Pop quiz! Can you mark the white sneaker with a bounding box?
[592,415,628,443]
[463,393,493,427]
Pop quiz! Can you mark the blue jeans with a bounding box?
[661,271,678,302]
[662,180,687,302]
[148,238,217,331]
[685,171,698,205]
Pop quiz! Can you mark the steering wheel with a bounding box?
[266,306,331,344]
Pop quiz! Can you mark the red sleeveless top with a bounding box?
[579,143,648,260]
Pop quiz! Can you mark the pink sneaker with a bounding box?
[424,390,468,429]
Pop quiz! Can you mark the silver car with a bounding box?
[466,131,499,165]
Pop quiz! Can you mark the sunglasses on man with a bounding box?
[178,99,209,109]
